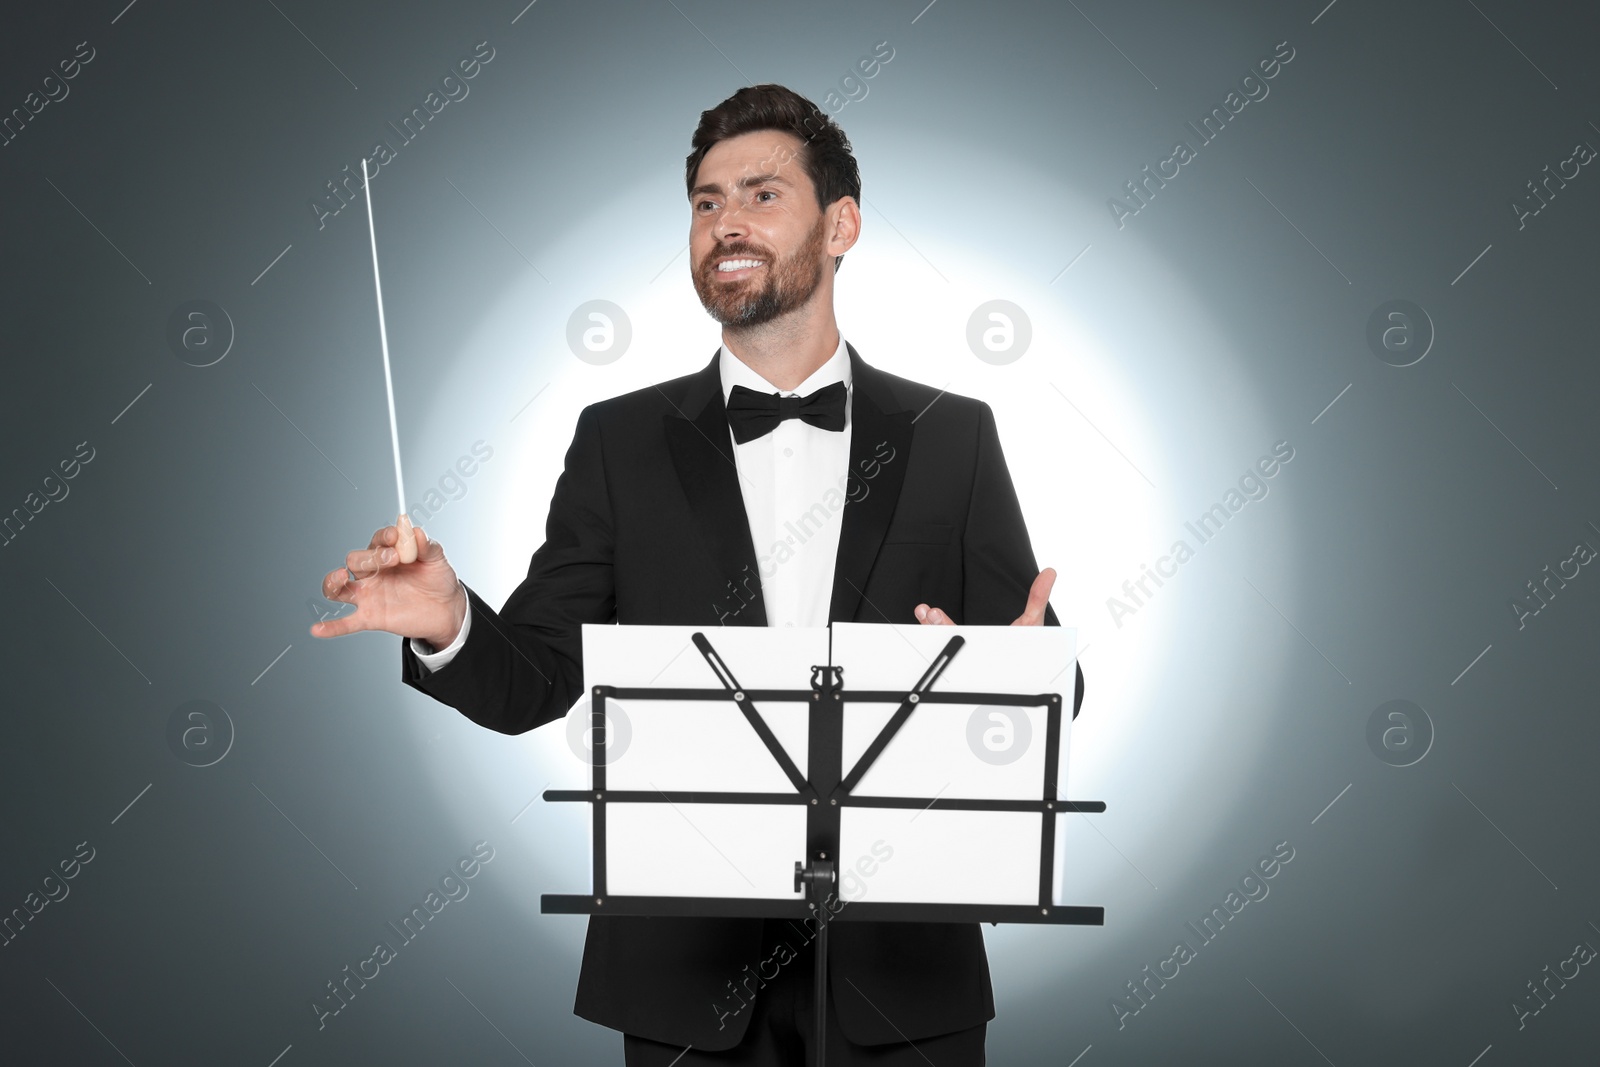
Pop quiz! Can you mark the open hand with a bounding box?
[914,567,1055,627]
[312,524,467,648]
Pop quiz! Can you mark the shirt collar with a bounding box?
[719,333,850,401]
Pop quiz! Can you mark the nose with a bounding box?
[712,201,747,245]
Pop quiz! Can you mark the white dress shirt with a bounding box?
[412,335,852,671]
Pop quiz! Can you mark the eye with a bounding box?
[757,190,777,202]
[696,200,717,212]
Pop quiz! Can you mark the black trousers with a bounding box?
[622,919,986,1066]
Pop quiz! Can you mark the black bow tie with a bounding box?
[725,380,848,444]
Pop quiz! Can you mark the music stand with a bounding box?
[543,622,1105,1066]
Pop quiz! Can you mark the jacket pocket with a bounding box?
[881,521,955,546]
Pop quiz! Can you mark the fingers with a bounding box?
[345,543,398,581]
[918,567,1056,627]
[414,525,444,561]
[310,611,365,638]
[322,565,355,602]
[313,566,364,638]
[330,529,409,599]
[361,523,437,566]
[1012,567,1057,626]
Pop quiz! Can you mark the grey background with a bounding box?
[2,0,1598,1064]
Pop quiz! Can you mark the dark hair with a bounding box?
[686,84,860,273]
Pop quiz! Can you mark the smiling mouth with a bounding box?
[714,257,766,278]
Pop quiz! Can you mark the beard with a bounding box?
[692,214,828,328]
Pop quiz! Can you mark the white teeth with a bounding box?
[717,258,764,272]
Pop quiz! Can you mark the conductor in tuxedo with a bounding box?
[314,83,1083,1066]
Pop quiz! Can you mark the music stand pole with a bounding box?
[795,856,835,1067]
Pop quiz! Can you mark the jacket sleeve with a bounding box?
[399,404,617,734]
[960,401,1085,718]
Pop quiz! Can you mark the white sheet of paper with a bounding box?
[837,807,1041,905]
[582,624,827,898]
[606,802,808,899]
[829,623,1074,909]
[829,623,1075,801]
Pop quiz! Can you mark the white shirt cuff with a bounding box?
[410,587,471,672]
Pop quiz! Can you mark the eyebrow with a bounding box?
[689,172,793,200]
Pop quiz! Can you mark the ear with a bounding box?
[826,196,861,261]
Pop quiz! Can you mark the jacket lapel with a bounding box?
[828,343,914,623]
[663,351,768,626]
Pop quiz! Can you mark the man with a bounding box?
[313,83,1083,1066]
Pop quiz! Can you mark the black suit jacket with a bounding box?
[400,342,1084,1050]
